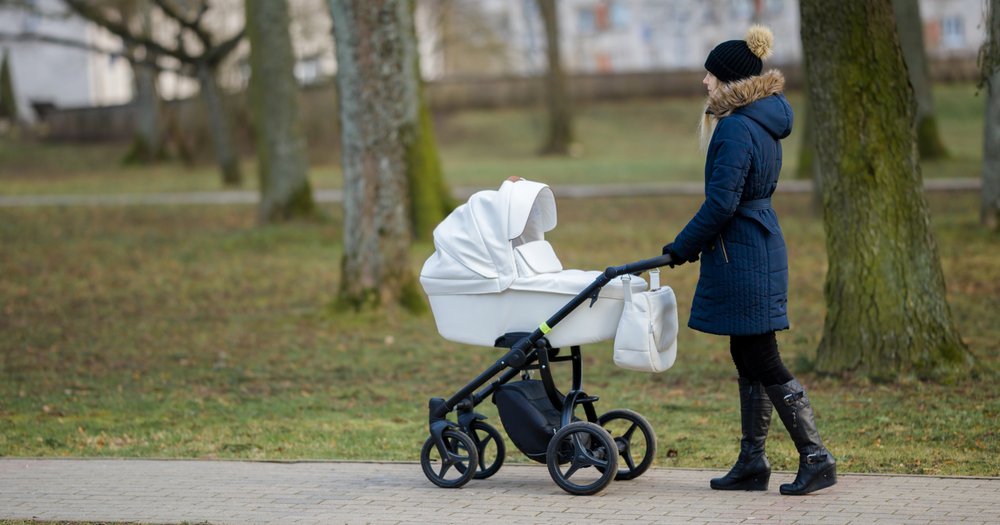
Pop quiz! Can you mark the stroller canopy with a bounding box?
[421,179,557,295]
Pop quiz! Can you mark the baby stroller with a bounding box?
[418,179,675,495]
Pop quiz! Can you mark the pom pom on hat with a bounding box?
[746,25,774,60]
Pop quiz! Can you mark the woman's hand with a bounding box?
[662,243,699,267]
[506,176,524,182]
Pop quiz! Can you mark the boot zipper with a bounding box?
[719,235,730,263]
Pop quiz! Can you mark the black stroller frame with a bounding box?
[422,254,673,495]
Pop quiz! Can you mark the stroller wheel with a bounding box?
[421,428,479,489]
[597,409,657,481]
[459,420,505,479]
[546,422,618,496]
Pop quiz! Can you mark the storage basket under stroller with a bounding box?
[418,179,675,495]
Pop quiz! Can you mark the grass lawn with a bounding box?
[0,83,985,195]
[1,190,997,476]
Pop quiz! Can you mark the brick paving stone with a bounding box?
[1,459,998,524]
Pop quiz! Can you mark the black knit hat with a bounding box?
[705,26,774,84]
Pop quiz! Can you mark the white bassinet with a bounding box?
[420,179,644,348]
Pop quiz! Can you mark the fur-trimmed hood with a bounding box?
[705,69,792,139]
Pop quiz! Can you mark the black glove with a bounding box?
[662,243,699,268]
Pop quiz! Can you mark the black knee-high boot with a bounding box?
[766,379,837,495]
[710,377,772,490]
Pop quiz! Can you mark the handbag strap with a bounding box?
[621,274,632,304]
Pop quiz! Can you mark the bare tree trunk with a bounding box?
[0,48,19,130]
[801,0,973,381]
[125,60,163,163]
[536,0,573,156]
[796,100,823,213]
[163,105,195,166]
[406,72,453,241]
[796,100,817,180]
[893,0,948,159]
[246,0,315,222]
[985,79,1000,230]
[329,0,423,311]
[405,0,452,241]
[982,0,1000,231]
[795,25,823,213]
[197,63,242,187]
[122,0,163,164]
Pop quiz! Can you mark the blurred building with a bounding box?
[0,0,989,123]
[428,0,986,78]
[559,0,802,71]
[0,0,282,124]
[422,0,800,77]
[0,0,132,123]
[919,0,988,59]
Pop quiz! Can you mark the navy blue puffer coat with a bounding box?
[670,70,793,336]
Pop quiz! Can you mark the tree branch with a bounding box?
[62,0,197,63]
[0,30,186,75]
[0,30,122,57]
[151,0,213,47]
[204,27,245,66]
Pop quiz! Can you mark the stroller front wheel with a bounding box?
[546,421,619,495]
[421,428,479,489]
[461,420,505,479]
[596,409,657,481]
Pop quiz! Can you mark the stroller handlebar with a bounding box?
[498,253,676,363]
[603,254,674,279]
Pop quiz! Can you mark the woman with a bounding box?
[662,26,836,496]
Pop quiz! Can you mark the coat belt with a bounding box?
[738,198,772,211]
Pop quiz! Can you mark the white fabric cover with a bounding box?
[513,241,563,277]
[420,179,557,295]
[428,274,646,347]
[420,179,646,347]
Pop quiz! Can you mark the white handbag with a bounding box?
[613,270,679,373]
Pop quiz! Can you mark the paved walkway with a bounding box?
[1,459,997,524]
[0,178,981,208]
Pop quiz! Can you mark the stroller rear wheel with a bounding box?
[459,420,505,479]
[546,421,619,495]
[596,409,657,481]
[420,428,479,488]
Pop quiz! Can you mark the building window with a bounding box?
[21,0,41,32]
[941,16,964,50]
[577,7,596,34]
[610,2,629,29]
[595,2,610,32]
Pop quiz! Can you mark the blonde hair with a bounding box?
[698,110,717,151]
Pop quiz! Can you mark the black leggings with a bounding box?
[729,332,794,387]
